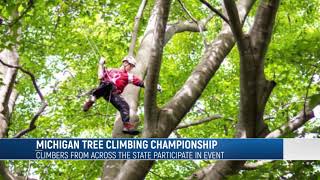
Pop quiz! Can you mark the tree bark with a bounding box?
[0,49,19,138]
[144,0,171,137]
[250,0,279,137]
[128,0,148,57]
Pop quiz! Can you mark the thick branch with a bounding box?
[200,0,229,24]
[0,59,48,138]
[165,13,214,44]
[266,108,316,138]
[223,0,245,49]
[256,80,276,137]
[250,0,280,62]
[144,0,171,136]
[224,0,258,136]
[252,0,280,137]
[128,0,148,56]
[13,102,47,138]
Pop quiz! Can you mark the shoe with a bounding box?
[122,122,140,135]
[83,100,94,112]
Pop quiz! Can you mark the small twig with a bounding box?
[0,58,48,138]
[9,0,35,27]
[128,0,148,56]
[303,69,316,121]
[177,0,207,46]
[177,0,198,24]
[266,108,316,138]
[199,0,229,24]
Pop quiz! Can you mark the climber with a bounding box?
[83,56,161,135]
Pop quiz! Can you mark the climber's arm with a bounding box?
[130,74,162,92]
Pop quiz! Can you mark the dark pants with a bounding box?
[92,82,130,123]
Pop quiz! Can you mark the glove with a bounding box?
[157,84,162,93]
[99,57,105,65]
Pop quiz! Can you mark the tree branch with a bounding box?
[266,108,316,138]
[303,69,316,122]
[250,0,280,62]
[251,0,280,137]
[175,114,233,130]
[165,13,214,44]
[0,49,19,138]
[0,59,48,138]
[128,0,148,56]
[200,0,229,24]
[143,0,171,136]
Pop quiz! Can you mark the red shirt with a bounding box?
[102,68,144,94]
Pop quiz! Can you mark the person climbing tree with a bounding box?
[83,56,161,135]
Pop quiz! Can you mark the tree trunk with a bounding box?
[0,49,19,138]
[201,0,280,179]
[103,0,256,179]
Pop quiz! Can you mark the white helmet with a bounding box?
[122,56,136,67]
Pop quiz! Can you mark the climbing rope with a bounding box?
[82,26,111,130]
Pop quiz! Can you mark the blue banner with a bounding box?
[0,138,283,160]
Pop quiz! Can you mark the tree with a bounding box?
[1,0,320,179]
